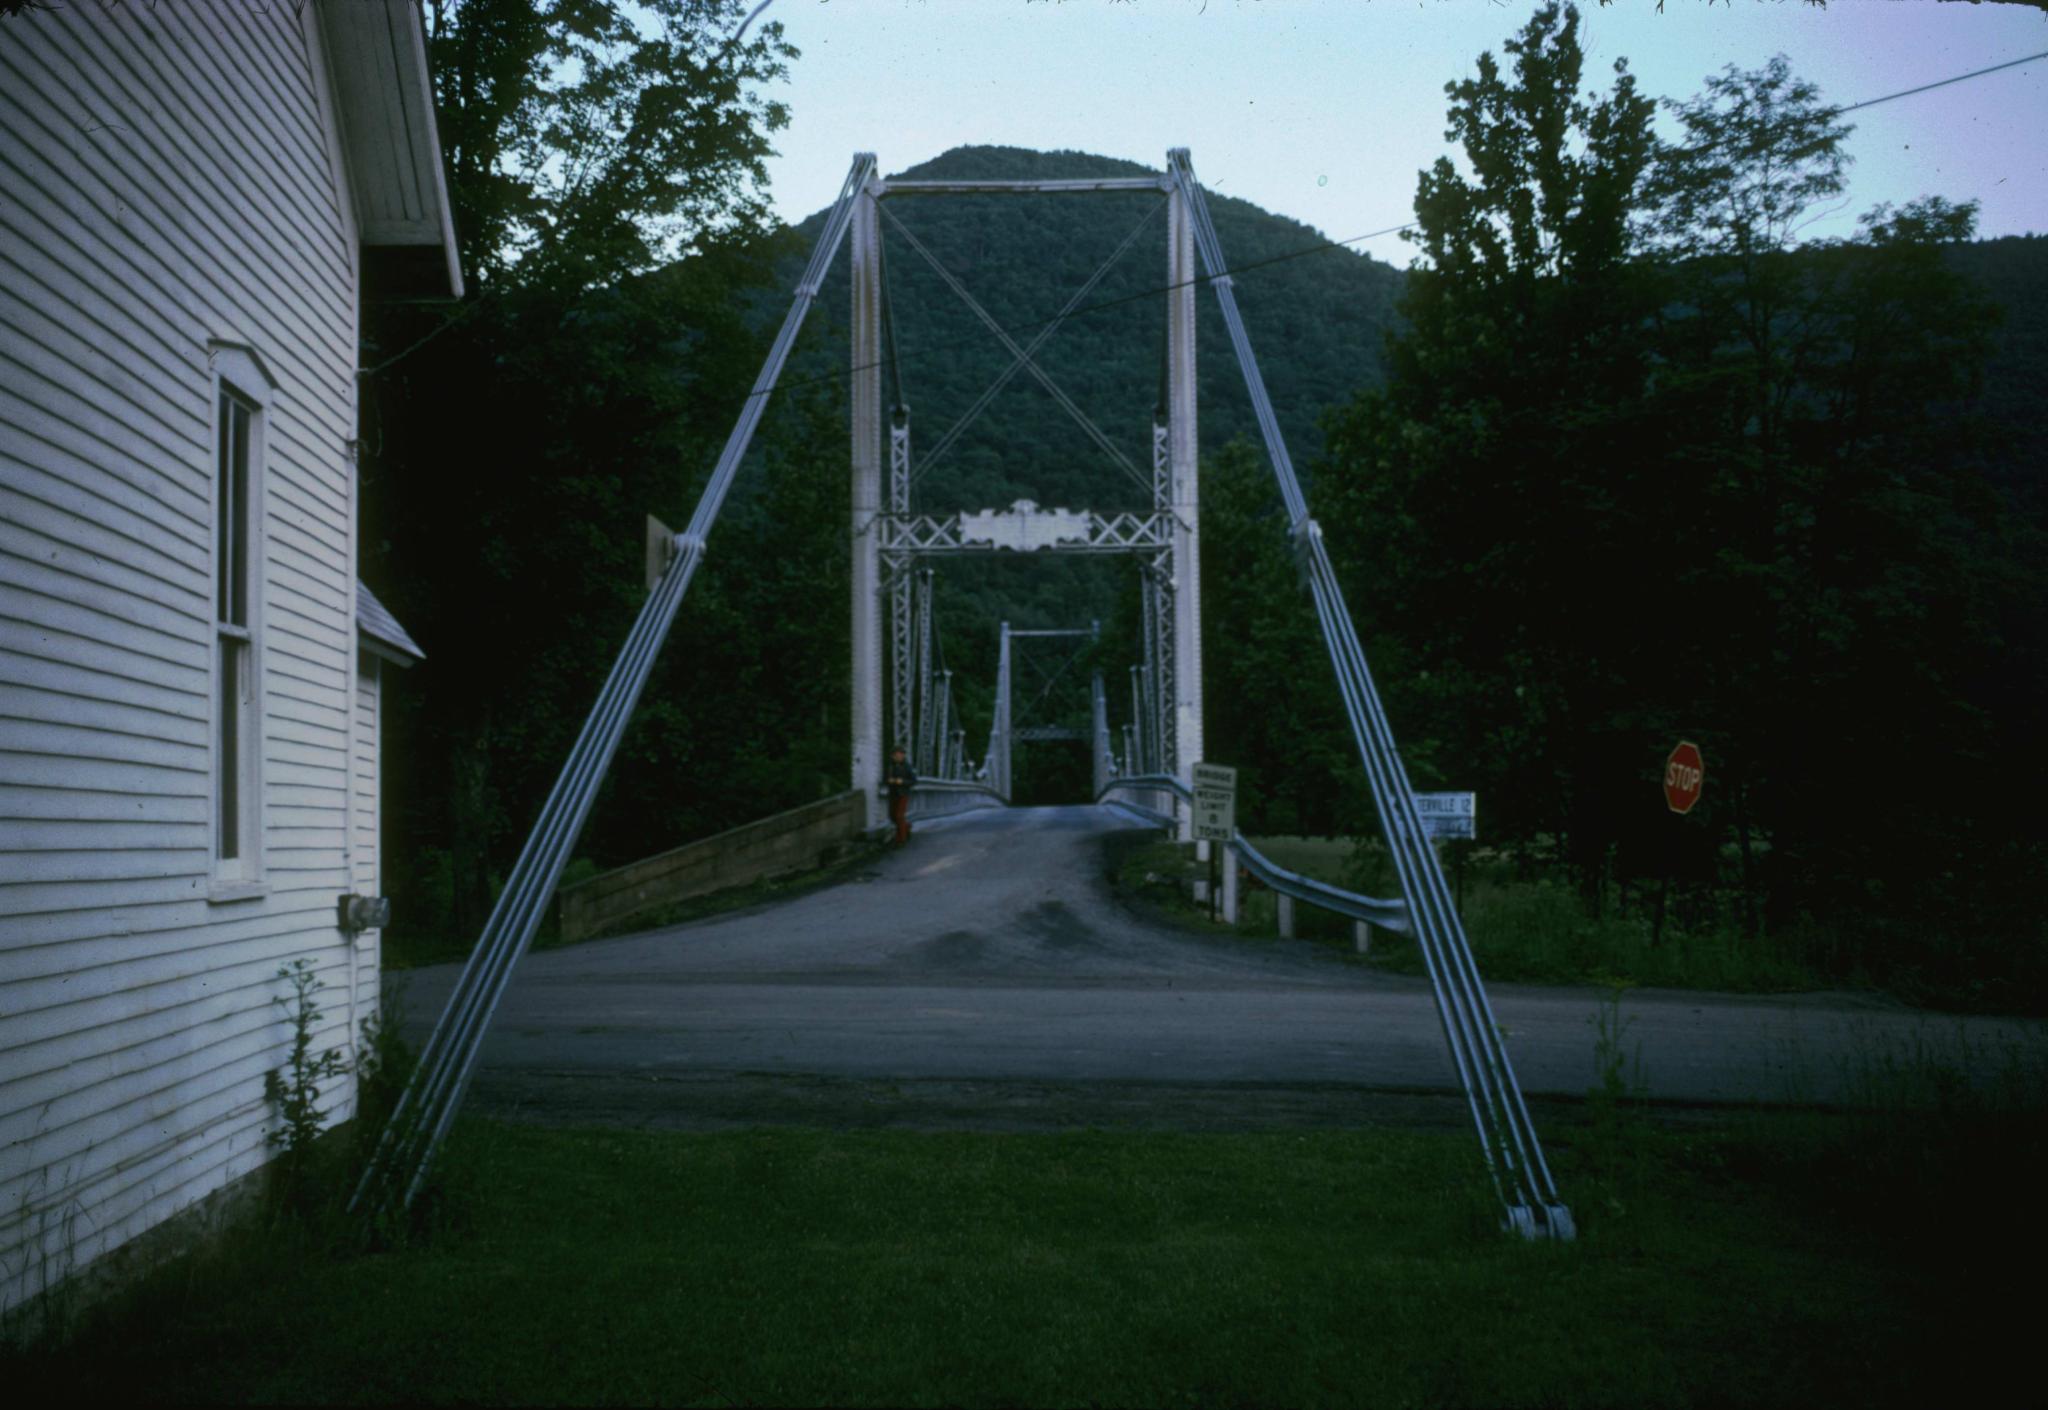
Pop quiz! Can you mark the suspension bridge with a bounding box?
[356,151,1577,1239]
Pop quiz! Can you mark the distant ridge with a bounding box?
[779,147,2046,526]
[788,144,1406,511]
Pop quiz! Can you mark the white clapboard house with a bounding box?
[0,0,457,1317]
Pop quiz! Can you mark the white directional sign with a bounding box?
[1413,791,1476,840]
[1191,762,1237,842]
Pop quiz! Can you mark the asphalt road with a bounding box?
[398,805,2043,1131]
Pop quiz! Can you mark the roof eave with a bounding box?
[319,0,464,301]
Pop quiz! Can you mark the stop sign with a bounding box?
[1663,740,1705,815]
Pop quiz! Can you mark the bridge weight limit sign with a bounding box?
[1191,763,1237,921]
[1191,763,1237,841]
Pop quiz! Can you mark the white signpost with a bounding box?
[1412,791,1476,841]
[1191,762,1237,842]
[1191,763,1237,921]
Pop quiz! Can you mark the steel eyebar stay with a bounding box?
[1292,535,1530,1218]
[400,534,706,1209]
[355,530,704,1214]
[1164,151,1570,1239]
[354,155,879,1217]
[1296,524,1563,1224]
[1295,519,1561,1224]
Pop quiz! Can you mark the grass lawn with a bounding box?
[10,1110,2035,1406]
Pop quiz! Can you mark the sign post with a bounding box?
[1191,763,1237,922]
[1663,741,1704,815]
[1655,741,1705,945]
[1414,792,1476,911]
[1413,792,1475,840]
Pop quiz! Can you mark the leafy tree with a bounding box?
[1319,1,1665,905]
[1199,442,1366,837]
[1319,7,2034,1002]
[427,0,793,290]
[1646,61,2015,983]
[360,1,816,950]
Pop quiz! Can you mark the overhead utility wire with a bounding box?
[1834,48,2045,115]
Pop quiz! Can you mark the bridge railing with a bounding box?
[907,778,1007,821]
[1096,771,1182,831]
[1097,774,1410,936]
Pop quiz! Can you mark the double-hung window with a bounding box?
[211,345,269,893]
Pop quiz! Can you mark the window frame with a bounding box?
[208,343,273,901]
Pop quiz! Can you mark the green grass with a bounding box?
[9,1110,2037,1406]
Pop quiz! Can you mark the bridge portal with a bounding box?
[847,169,1203,836]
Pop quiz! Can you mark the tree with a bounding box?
[1320,14,2031,1001]
[358,1,820,952]
[426,0,793,290]
[1319,1,1666,906]
[1645,61,2013,983]
[1198,442,1366,837]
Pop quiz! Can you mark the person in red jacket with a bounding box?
[885,746,917,846]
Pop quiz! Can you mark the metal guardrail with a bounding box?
[1229,834,1410,936]
[907,779,1007,820]
[1097,775,1409,934]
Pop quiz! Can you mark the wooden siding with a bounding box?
[350,652,380,1025]
[0,2,369,1316]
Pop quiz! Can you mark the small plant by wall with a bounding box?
[262,958,348,1213]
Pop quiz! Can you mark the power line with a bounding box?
[1834,49,2046,116]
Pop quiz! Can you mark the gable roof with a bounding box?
[356,580,425,666]
[319,0,464,300]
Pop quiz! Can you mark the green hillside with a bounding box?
[788,145,1404,515]
[1945,233,2048,522]
[767,147,1405,794]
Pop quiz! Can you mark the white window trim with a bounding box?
[208,342,274,902]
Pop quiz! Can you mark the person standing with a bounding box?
[885,746,918,846]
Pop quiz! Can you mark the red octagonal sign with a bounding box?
[1663,740,1705,815]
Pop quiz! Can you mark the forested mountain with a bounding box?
[1946,234,2048,522]
[765,146,1406,800]
[785,145,1405,514]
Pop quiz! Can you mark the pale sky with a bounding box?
[753,0,2048,257]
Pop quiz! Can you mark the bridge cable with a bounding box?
[913,196,1165,486]
[878,200,1157,501]
[1165,148,1570,1238]
[350,153,879,1217]
[878,229,907,414]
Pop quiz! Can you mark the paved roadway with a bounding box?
[399,805,2043,1131]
